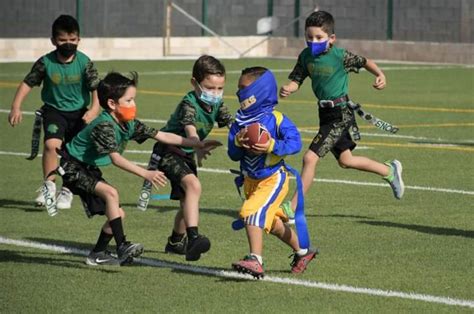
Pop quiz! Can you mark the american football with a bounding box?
[245,122,270,147]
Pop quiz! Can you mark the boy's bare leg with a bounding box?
[173,204,187,234]
[290,149,320,210]
[271,218,299,251]
[180,174,201,228]
[245,224,263,256]
[43,138,62,181]
[94,181,122,221]
[338,150,390,176]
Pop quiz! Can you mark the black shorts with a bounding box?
[42,105,86,143]
[59,155,107,217]
[309,106,357,159]
[152,143,197,200]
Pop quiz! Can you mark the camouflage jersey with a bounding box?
[288,46,366,122]
[160,91,233,153]
[23,50,100,112]
[66,111,158,167]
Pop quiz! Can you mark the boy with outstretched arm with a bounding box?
[57,71,220,266]
[142,55,231,261]
[280,11,405,216]
[228,67,317,278]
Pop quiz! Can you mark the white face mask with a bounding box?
[197,83,223,106]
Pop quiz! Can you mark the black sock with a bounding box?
[186,227,199,240]
[170,230,185,242]
[109,217,125,246]
[92,230,113,253]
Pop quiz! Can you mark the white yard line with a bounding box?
[0,236,472,309]
[2,150,472,195]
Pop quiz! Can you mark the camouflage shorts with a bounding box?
[157,151,197,200]
[309,106,357,159]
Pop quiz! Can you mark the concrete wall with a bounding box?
[1,36,472,64]
[0,0,472,43]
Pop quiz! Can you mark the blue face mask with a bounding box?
[197,83,223,107]
[306,39,329,57]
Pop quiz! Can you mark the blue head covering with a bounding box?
[235,70,278,127]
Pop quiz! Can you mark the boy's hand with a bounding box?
[195,148,212,167]
[144,170,168,188]
[236,128,251,149]
[249,135,272,155]
[373,74,386,90]
[279,82,298,98]
[8,108,22,127]
[82,108,99,124]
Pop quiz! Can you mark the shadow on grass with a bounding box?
[122,203,239,219]
[358,220,474,239]
[0,249,120,273]
[314,213,374,219]
[0,198,43,213]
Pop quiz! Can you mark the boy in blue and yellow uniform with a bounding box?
[280,11,405,216]
[228,67,317,278]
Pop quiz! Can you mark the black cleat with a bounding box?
[185,235,210,261]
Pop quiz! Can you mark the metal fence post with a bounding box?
[202,0,208,36]
[76,0,82,33]
[294,0,300,37]
[387,0,393,40]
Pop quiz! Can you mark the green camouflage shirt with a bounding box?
[66,111,158,167]
[24,50,100,112]
[289,46,367,101]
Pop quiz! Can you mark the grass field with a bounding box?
[0,58,473,313]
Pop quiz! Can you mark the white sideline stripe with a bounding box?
[0,236,472,309]
[0,150,472,196]
[0,109,462,142]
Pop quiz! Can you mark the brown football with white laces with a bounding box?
[245,122,270,147]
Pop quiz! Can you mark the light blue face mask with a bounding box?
[198,83,223,107]
[306,39,329,57]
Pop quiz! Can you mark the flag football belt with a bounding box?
[318,95,349,109]
[347,100,399,134]
[26,108,43,160]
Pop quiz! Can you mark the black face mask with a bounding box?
[57,43,77,58]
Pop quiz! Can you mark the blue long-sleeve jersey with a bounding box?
[228,111,302,179]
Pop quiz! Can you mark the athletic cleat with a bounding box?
[117,241,144,264]
[35,181,56,206]
[290,248,319,274]
[165,235,187,255]
[56,187,73,210]
[85,250,120,266]
[281,200,295,225]
[384,160,405,200]
[185,235,210,261]
[232,255,264,279]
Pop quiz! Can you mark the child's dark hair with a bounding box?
[52,15,80,38]
[305,11,334,35]
[192,55,226,83]
[98,72,138,110]
[240,66,268,81]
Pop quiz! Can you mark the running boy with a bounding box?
[279,11,404,215]
[146,55,231,261]
[228,67,317,278]
[8,14,100,210]
[58,71,221,266]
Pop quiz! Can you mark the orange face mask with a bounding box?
[116,105,136,122]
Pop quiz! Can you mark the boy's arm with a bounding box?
[82,61,101,123]
[109,152,168,187]
[8,82,33,127]
[227,123,246,161]
[9,58,45,127]
[268,116,302,156]
[364,59,386,90]
[280,53,308,98]
[155,130,221,149]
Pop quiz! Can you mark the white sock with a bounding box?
[250,253,263,265]
[296,248,308,256]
